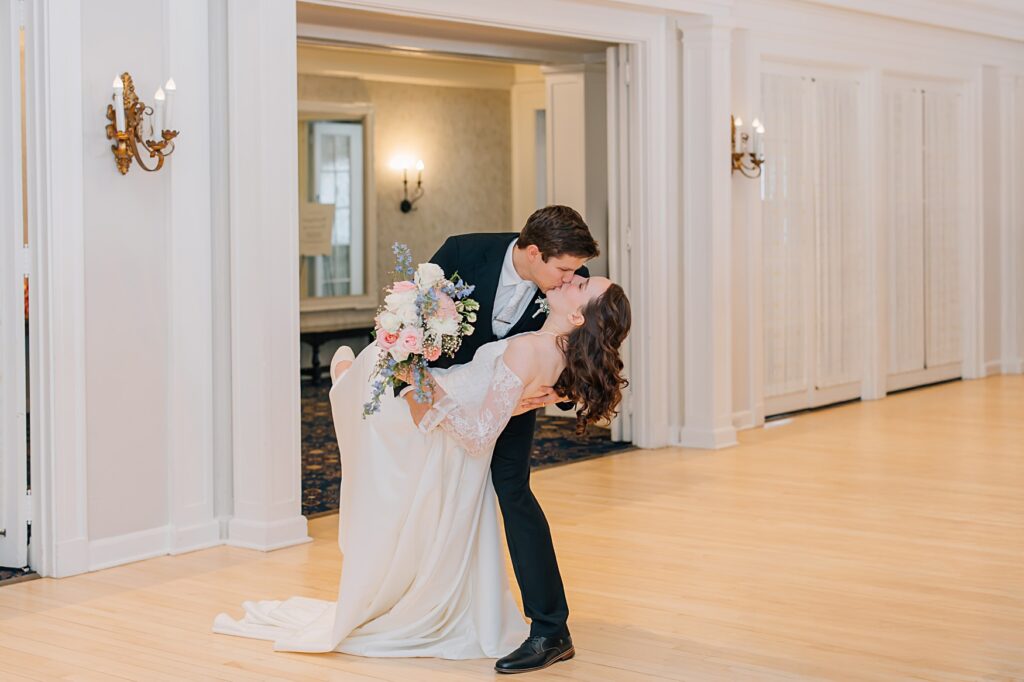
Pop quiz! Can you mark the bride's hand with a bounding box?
[394,363,414,385]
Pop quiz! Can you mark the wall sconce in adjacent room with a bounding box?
[731,115,765,178]
[390,156,425,213]
[105,72,179,175]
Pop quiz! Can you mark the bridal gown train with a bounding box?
[213,337,531,659]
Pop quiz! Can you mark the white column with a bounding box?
[999,73,1021,374]
[225,0,309,550]
[166,0,219,553]
[678,19,737,449]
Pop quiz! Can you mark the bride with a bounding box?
[213,275,631,661]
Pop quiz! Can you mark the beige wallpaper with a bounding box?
[298,75,513,298]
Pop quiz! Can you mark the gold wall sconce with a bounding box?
[731,115,765,178]
[389,156,425,213]
[105,72,179,175]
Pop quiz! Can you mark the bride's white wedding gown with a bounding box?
[213,337,531,659]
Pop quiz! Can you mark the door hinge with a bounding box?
[624,225,633,253]
[23,489,32,524]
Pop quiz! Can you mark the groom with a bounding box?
[428,205,598,673]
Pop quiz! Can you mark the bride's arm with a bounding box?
[409,342,533,457]
[402,374,444,426]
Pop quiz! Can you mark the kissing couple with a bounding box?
[215,205,632,674]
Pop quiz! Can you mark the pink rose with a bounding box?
[424,345,441,362]
[391,280,417,293]
[398,327,423,354]
[435,292,459,320]
[376,329,400,350]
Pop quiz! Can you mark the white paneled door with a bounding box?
[884,82,963,391]
[0,0,29,569]
[761,70,865,416]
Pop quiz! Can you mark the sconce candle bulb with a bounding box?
[392,156,426,213]
[164,78,176,132]
[153,87,165,140]
[112,77,126,132]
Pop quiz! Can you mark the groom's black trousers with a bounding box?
[491,409,570,638]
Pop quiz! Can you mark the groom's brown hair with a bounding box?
[517,205,600,262]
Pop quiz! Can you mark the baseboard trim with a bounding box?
[676,424,738,450]
[89,525,173,572]
[86,519,227,572]
[169,520,223,556]
[1002,358,1023,374]
[732,409,755,430]
[54,538,90,578]
[226,515,311,552]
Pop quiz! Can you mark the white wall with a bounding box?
[727,0,1024,426]
[80,0,170,544]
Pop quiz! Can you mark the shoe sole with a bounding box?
[494,647,575,674]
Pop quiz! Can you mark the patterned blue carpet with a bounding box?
[301,381,634,517]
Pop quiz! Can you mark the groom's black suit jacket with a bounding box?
[429,232,588,415]
[427,231,586,637]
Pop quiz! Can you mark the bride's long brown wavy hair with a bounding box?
[552,283,632,436]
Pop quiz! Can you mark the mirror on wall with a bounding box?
[300,120,364,298]
[297,104,378,332]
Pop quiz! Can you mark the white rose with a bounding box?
[397,301,420,326]
[427,316,459,336]
[385,289,417,310]
[416,262,445,290]
[377,310,401,333]
[389,345,410,362]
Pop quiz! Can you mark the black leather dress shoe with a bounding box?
[495,634,575,674]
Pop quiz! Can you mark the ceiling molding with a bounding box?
[795,0,1024,42]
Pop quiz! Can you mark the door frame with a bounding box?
[1,0,30,570]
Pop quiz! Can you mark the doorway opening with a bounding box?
[292,3,635,517]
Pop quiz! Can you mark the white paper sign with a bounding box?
[299,203,335,257]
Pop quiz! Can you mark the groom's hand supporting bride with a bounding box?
[514,386,567,416]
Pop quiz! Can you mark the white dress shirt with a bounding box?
[491,238,537,338]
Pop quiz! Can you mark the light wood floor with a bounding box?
[2,376,1022,681]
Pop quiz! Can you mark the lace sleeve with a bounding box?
[418,357,525,458]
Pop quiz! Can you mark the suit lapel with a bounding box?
[507,290,544,336]
[472,236,513,342]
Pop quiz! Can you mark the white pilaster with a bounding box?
[225,0,308,550]
[999,73,1021,374]
[862,69,889,400]
[678,19,737,449]
[166,0,219,554]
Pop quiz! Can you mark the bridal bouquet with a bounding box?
[363,243,479,417]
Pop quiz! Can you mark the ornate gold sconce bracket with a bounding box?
[105,72,179,175]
